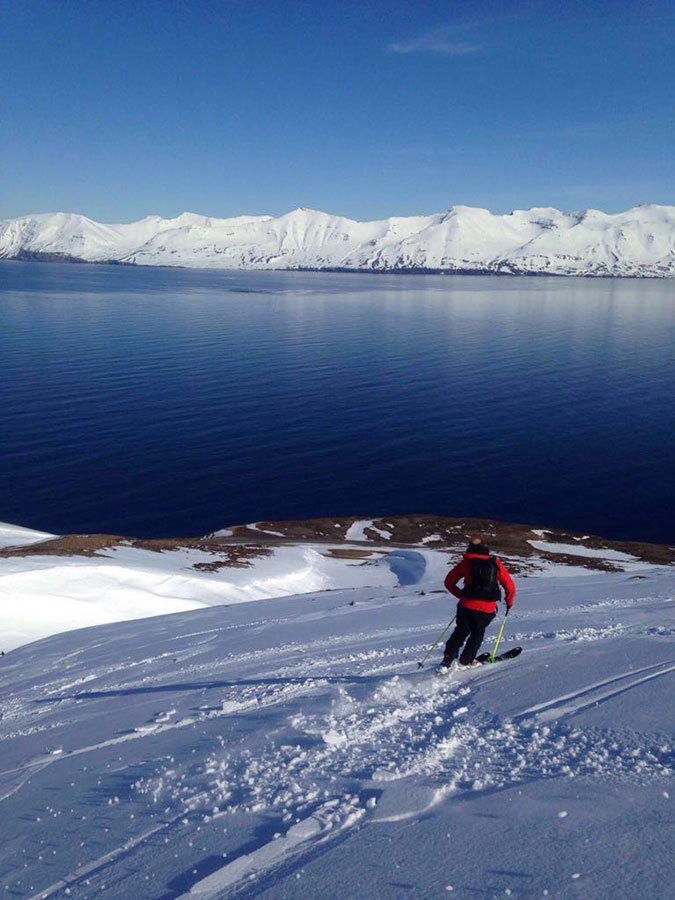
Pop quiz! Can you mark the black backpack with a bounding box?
[467,557,501,601]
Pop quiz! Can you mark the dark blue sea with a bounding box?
[1,262,674,544]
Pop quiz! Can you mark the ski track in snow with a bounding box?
[149,666,672,820]
[175,800,365,898]
[514,660,675,723]
[23,819,183,900]
[125,644,673,896]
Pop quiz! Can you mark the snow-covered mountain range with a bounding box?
[2,204,674,277]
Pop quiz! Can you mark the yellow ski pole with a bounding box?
[488,609,509,662]
[417,616,456,669]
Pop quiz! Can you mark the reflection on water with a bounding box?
[1,262,674,542]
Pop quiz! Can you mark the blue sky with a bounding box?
[2,0,673,221]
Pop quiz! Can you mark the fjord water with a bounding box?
[1,262,674,543]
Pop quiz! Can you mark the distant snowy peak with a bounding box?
[1,204,674,276]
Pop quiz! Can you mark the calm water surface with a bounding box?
[1,262,674,543]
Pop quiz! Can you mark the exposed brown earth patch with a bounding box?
[536,553,623,573]
[192,545,273,571]
[0,534,273,568]
[231,520,350,541]
[322,548,379,560]
[0,534,127,558]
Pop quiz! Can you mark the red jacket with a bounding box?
[444,552,516,615]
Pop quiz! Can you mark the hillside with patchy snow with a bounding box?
[2,204,674,277]
[1,517,674,899]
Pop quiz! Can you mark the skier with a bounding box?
[440,535,515,671]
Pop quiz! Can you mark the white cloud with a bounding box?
[388,27,480,56]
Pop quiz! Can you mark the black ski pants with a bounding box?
[444,605,495,665]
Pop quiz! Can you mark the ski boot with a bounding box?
[437,656,457,677]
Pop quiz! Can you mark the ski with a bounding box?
[475,646,522,664]
[435,646,522,676]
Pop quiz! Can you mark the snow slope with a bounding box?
[0,539,403,653]
[2,204,674,277]
[0,523,673,899]
[0,523,55,551]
